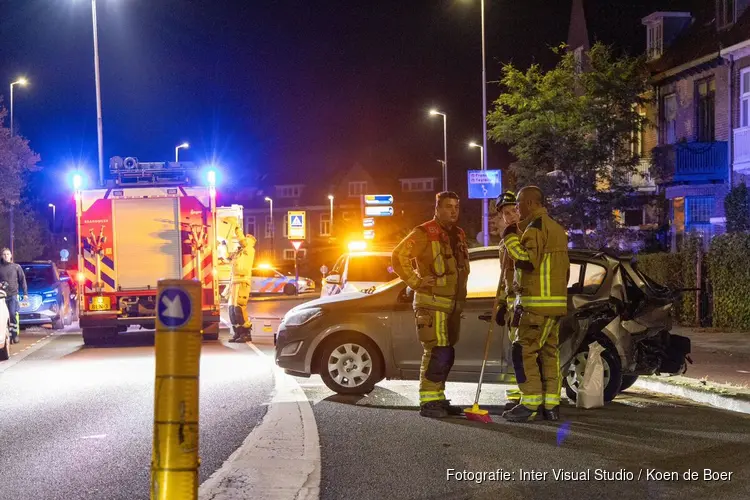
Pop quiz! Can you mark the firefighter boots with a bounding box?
[502,404,539,423]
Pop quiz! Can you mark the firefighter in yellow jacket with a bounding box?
[227,226,256,343]
[494,191,523,409]
[501,186,569,423]
[392,191,471,419]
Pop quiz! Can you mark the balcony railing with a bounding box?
[672,141,729,183]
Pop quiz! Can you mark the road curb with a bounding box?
[0,333,57,375]
[633,377,750,415]
[199,344,321,500]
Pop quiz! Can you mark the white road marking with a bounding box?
[2,334,55,371]
[198,341,321,500]
[81,434,108,440]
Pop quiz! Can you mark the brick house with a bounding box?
[230,163,439,279]
[642,1,750,248]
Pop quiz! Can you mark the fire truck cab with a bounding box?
[74,157,221,345]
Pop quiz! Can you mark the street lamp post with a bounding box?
[48,204,56,233]
[90,0,105,187]
[430,109,448,191]
[175,142,189,162]
[328,195,334,237]
[265,197,274,260]
[469,142,484,170]
[480,0,490,246]
[9,77,28,256]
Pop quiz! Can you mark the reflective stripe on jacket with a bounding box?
[503,208,569,316]
[391,218,470,313]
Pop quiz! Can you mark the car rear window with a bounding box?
[347,256,395,283]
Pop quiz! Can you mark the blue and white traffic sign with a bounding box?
[365,206,394,217]
[60,249,70,261]
[364,194,394,205]
[290,215,303,228]
[287,210,306,240]
[467,170,503,200]
[158,287,192,328]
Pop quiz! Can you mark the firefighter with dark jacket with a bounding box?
[494,192,523,409]
[501,186,569,423]
[0,248,27,344]
[391,191,471,419]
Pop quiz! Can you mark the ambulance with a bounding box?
[73,157,221,345]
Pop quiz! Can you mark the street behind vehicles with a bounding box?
[319,251,396,297]
[18,261,73,330]
[276,247,690,402]
[0,282,10,360]
[251,266,315,295]
[75,158,221,345]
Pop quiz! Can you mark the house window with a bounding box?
[320,213,331,236]
[686,196,713,224]
[277,185,302,198]
[717,0,736,30]
[401,178,434,193]
[661,93,677,144]
[741,69,750,128]
[632,110,646,157]
[573,46,584,73]
[348,181,367,197]
[265,216,273,239]
[282,214,289,238]
[646,20,663,60]
[246,216,256,237]
[283,249,307,261]
[696,78,716,142]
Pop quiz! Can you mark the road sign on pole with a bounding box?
[467,170,503,199]
[364,194,394,205]
[290,241,303,296]
[363,230,375,240]
[363,217,375,228]
[365,206,394,217]
[60,249,70,262]
[287,211,306,240]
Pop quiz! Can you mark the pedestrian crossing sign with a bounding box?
[287,210,306,240]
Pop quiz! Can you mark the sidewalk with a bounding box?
[632,325,750,413]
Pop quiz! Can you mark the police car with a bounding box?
[252,266,315,296]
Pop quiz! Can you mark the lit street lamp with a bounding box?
[175,142,189,162]
[479,0,490,246]
[429,109,448,191]
[469,142,484,170]
[48,204,56,233]
[328,195,334,236]
[9,77,28,256]
[265,196,274,259]
[79,0,106,187]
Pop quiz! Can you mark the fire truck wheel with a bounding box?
[203,332,219,341]
[82,327,117,346]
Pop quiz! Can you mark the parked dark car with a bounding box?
[18,261,74,330]
[274,247,691,403]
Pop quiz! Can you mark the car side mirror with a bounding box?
[325,275,341,285]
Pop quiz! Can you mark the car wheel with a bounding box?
[619,375,639,392]
[318,334,384,395]
[564,342,623,404]
[52,316,65,330]
[63,306,73,326]
[283,284,297,296]
[0,331,10,361]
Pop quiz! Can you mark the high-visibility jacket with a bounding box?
[503,207,569,317]
[497,226,521,308]
[392,218,470,314]
[230,233,256,285]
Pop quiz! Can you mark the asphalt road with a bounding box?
[0,326,274,500]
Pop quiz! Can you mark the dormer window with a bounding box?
[646,19,663,60]
[276,185,303,198]
[717,0,736,30]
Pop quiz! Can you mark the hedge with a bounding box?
[708,233,750,330]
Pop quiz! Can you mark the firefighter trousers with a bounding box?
[511,311,561,410]
[228,282,252,339]
[415,307,461,406]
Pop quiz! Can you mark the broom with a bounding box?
[463,291,506,423]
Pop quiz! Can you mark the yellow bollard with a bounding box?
[151,279,202,500]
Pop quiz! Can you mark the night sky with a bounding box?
[1,0,693,195]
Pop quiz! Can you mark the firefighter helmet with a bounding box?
[495,191,517,211]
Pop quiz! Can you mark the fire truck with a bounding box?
[74,156,220,345]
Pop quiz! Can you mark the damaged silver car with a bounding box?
[275,247,691,401]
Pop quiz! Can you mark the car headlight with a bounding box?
[282,307,322,327]
[43,289,58,298]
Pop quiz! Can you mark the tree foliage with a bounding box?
[724,182,750,233]
[0,100,42,212]
[487,43,652,236]
[0,203,50,261]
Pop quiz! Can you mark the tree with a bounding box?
[725,183,750,233]
[0,100,42,212]
[0,203,50,261]
[487,43,652,241]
